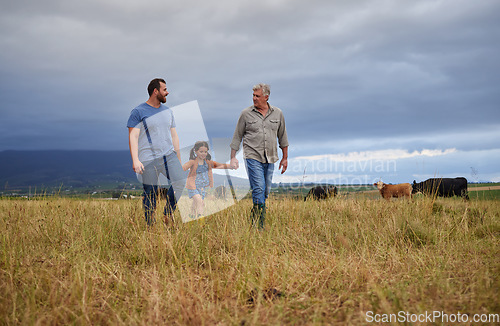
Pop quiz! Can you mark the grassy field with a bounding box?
[1,193,499,325]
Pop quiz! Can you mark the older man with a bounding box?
[230,83,289,229]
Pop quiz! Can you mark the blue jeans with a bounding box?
[245,159,274,205]
[141,152,186,225]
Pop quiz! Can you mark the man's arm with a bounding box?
[279,146,288,174]
[229,113,246,170]
[128,127,144,174]
[170,127,182,162]
[277,110,289,174]
[230,149,239,170]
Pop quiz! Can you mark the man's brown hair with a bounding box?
[147,78,166,97]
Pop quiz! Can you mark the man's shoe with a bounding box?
[250,203,265,230]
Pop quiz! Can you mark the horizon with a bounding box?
[0,149,496,188]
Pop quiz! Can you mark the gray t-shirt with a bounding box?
[127,102,176,164]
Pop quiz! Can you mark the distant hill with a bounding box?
[0,150,136,191]
[0,150,250,193]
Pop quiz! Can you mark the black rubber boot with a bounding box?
[251,203,266,230]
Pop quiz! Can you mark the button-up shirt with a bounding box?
[230,104,289,164]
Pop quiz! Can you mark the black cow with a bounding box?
[412,177,469,200]
[304,185,338,201]
[214,185,228,199]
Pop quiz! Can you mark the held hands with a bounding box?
[230,157,239,170]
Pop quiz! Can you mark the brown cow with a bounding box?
[374,181,412,201]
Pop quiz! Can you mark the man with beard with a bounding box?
[127,78,186,226]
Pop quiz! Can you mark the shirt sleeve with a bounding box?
[127,109,141,129]
[277,111,289,148]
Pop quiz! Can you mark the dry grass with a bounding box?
[0,195,499,325]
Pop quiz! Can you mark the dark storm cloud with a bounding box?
[1,0,499,160]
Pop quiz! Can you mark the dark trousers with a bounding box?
[140,152,186,225]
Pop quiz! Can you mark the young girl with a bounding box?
[183,141,232,219]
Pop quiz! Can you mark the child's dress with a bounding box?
[185,159,227,199]
[188,160,210,199]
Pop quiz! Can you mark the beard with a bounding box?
[157,93,167,103]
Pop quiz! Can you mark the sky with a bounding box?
[1,0,499,184]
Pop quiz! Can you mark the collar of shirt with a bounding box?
[251,104,274,117]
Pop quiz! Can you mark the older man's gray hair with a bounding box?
[253,83,271,97]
